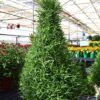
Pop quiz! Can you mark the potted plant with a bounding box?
[83,50,89,58]
[19,0,89,100]
[75,51,80,58]
[0,43,26,91]
[90,51,96,59]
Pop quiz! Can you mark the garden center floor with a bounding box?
[0,90,21,100]
[0,90,99,100]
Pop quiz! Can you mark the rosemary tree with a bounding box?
[19,0,87,99]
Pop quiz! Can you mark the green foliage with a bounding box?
[88,52,100,87]
[78,62,95,95]
[0,43,26,78]
[19,0,88,100]
[92,35,100,41]
[88,35,100,41]
[87,35,92,41]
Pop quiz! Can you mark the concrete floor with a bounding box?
[0,90,21,100]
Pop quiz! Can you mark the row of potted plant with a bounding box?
[73,51,96,58]
[68,46,100,58]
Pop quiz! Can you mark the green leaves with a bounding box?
[89,52,100,86]
[0,43,26,78]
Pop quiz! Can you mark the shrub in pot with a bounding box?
[19,0,89,100]
[0,43,26,90]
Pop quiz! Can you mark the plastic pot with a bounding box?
[83,53,88,58]
[75,51,80,58]
[90,52,96,59]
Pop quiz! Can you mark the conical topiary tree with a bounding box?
[19,0,87,99]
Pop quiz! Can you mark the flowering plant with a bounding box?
[68,46,99,58]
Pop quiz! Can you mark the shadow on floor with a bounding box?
[0,90,22,100]
[79,96,100,100]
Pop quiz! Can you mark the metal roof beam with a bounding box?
[61,11,99,34]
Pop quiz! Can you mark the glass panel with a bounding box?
[59,0,70,5]
[73,0,90,4]
[83,20,92,24]
[74,14,89,21]
[86,13,99,18]
[93,19,100,23]
[87,24,99,30]
[64,5,80,14]
[84,5,95,13]
[78,4,90,9]
[62,1,74,6]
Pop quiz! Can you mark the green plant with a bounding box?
[0,43,26,79]
[92,35,100,41]
[89,52,100,86]
[87,35,92,40]
[19,0,88,100]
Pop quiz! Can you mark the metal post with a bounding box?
[33,0,35,34]
[16,36,19,44]
[68,21,70,41]
[16,36,18,44]
[77,24,78,45]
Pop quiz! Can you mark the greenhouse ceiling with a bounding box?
[59,0,100,34]
[0,0,100,35]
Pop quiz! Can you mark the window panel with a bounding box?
[73,0,90,4]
